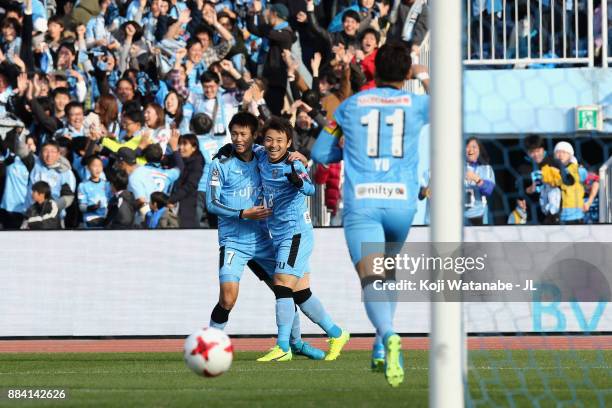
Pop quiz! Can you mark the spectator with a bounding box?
[104,169,136,228]
[168,132,204,228]
[143,102,172,151]
[190,112,218,228]
[190,71,237,138]
[583,169,600,224]
[541,142,585,225]
[164,90,191,134]
[145,191,179,228]
[247,1,296,115]
[464,137,495,225]
[520,135,561,224]
[507,197,528,224]
[115,146,156,220]
[0,131,36,229]
[387,0,429,54]
[21,180,61,229]
[54,101,86,139]
[77,155,111,228]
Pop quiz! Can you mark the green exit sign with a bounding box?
[576,105,603,131]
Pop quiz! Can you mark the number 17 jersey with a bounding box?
[334,86,429,212]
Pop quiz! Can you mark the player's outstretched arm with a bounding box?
[311,125,343,164]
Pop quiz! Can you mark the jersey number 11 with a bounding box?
[361,108,405,158]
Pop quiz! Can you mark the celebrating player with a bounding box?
[311,42,430,387]
[206,112,325,361]
[255,117,350,362]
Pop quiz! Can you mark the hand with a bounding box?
[16,73,28,95]
[354,49,365,62]
[241,205,272,220]
[465,170,480,183]
[179,8,192,24]
[175,48,187,60]
[583,201,592,212]
[287,151,308,167]
[342,48,355,65]
[12,55,26,73]
[169,129,180,151]
[220,60,238,77]
[310,52,321,74]
[125,24,137,38]
[526,183,536,194]
[96,38,108,47]
[285,162,304,188]
[306,0,315,12]
[76,24,86,38]
[213,143,233,160]
[69,69,84,83]
[139,131,151,149]
[296,11,307,23]
[202,8,216,26]
[107,41,120,50]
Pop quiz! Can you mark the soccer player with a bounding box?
[255,117,350,362]
[311,42,430,387]
[206,112,325,361]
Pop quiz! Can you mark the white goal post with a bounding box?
[429,0,465,407]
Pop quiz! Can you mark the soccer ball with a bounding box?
[183,327,233,377]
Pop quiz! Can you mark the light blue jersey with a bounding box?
[206,151,276,283]
[255,151,315,242]
[77,178,112,225]
[312,87,429,213]
[1,155,29,214]
[128,165,158,202]
[145,163,180,195]
[206,153,266,246]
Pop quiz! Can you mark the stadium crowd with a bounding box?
[0,0,430,229]
[0,0,606,229]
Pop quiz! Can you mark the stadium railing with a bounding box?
[464,0,604,67]
[598,154,612,222]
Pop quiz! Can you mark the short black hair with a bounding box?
[143,143,163,163]
[360,27,380,44]
[42,139,60,150]
[110,169,129,191]
[150,191,169,209]
[343,9,361,24]
[65,101,83,115]
[51,87,71,99]
[32,181,51,199]
[375,42,412,83]
[85,154,103,167]
[57,41,76,56]
[525,134,545,151]
[190,113,213,135]
[123,108,144,125]
[201,71,219,84]
[261,116,294,143]
[229,112,259,136]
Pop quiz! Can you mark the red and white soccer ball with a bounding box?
[183,327,233,377]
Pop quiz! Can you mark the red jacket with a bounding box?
[358,49,378,91]
[314,163,342,215]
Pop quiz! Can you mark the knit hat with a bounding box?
[554,141,574,156]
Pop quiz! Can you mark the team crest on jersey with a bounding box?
[272,169,280,178]
[210,168,220,186]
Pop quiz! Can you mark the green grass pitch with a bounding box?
[0,351,609,407]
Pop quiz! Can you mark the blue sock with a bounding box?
[276,298,295,352]
[374,333,383,348]
[363,283,394,338]
[290,307,303,347]
[386,279,398,324]
[299,295,342,338]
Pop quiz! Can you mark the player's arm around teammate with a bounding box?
[255,118,350,362]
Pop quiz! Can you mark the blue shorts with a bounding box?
[343,208,417,265]
[273,230,313,278]
[218,240,277,284]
